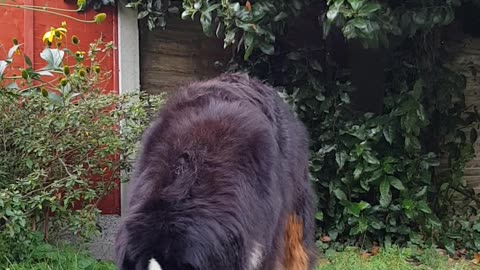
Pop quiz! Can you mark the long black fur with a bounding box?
[115,73,317,270]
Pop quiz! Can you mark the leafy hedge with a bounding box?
[0,22,163,262]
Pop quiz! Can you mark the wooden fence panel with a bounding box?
[0,1,120,214]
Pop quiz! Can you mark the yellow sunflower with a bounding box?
[42,27,67,44]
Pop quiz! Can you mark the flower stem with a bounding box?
[0,3,81,12]
[0,3,96,23]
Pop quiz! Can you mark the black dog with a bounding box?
[115,73,317,270]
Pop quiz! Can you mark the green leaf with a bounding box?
[363,151,380,165]
[216,22,225,38]
[370,219,384,230]
[442,7,455,25]
[423,153,440,167]
[310,60,323,72]
[350,225,361,235]
[327,9,340,21]
[474,238,480,250]
[473,223,480,232]
[273,11,288,22]
[200,12,213,36]
[402,199,414,210]
[412,10,427,26]
[416,201,432,214]
[40,48,64,69]
[427,214,442,228]
[415,186,427,198]
[383,124,394,144]
[416,106,427,122]
[336,151,348,169]
[333,189,347,201]
[360,178,370,191]
[258,42,274,55]
[242,31,257,60]
[370,169,384,181]
[5,208,14,217]
[194,1,202,10]
[47,92,64,105]
[78,258,94,268]
[37,70,54,77]
[388,176,405,191]
[432,9,445,24]
[443,238,455,254]
[358,201,370,210]
[359,2,381,15]
[26,159,33,169]
[405,136,421,152]
[181,10,193,20]
[6,82,18,90]
[315,212,324,221]
[350,18,371,32]
[340,93,350,103]
[439,182,449,192]
[231,2,240,12]
[348,0,364,10]
[204,3,221,13]
[224,30,236,46]
[24,55,33,67]
[412,79,424,100]
[292,0,302,10]
[379,178,391,207]
[347,203,361,217]
[353,164,363,180]
[287,52,302,60]
[137,10,149,19]
[383,163,394,174]
[347,202,369,217]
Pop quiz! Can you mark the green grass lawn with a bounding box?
[3,243,115,270]
[2,243,477,270]
[317,246,476,270]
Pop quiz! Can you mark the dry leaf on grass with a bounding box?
[360,252,372,260]
[471,253,480,265]
[436,248,447,256]
[316,258,331,267]
[320,235,332,243]
[371,245,380,256]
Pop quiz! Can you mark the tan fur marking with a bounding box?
[283,215,309,270]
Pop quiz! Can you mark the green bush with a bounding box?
[0,22,163,262]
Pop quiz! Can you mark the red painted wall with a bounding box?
[0,1,120,214]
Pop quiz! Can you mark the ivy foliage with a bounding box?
[236,31,480,253]
[82,0,480,254]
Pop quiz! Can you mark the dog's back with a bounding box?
[115,73,317,270]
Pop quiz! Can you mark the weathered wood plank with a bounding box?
[140,16,231,95]
[447,25,480,193]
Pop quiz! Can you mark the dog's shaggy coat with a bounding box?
[115,73,317,270]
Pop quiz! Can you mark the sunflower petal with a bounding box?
[42,32,51,43]
[48,31,55,43]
